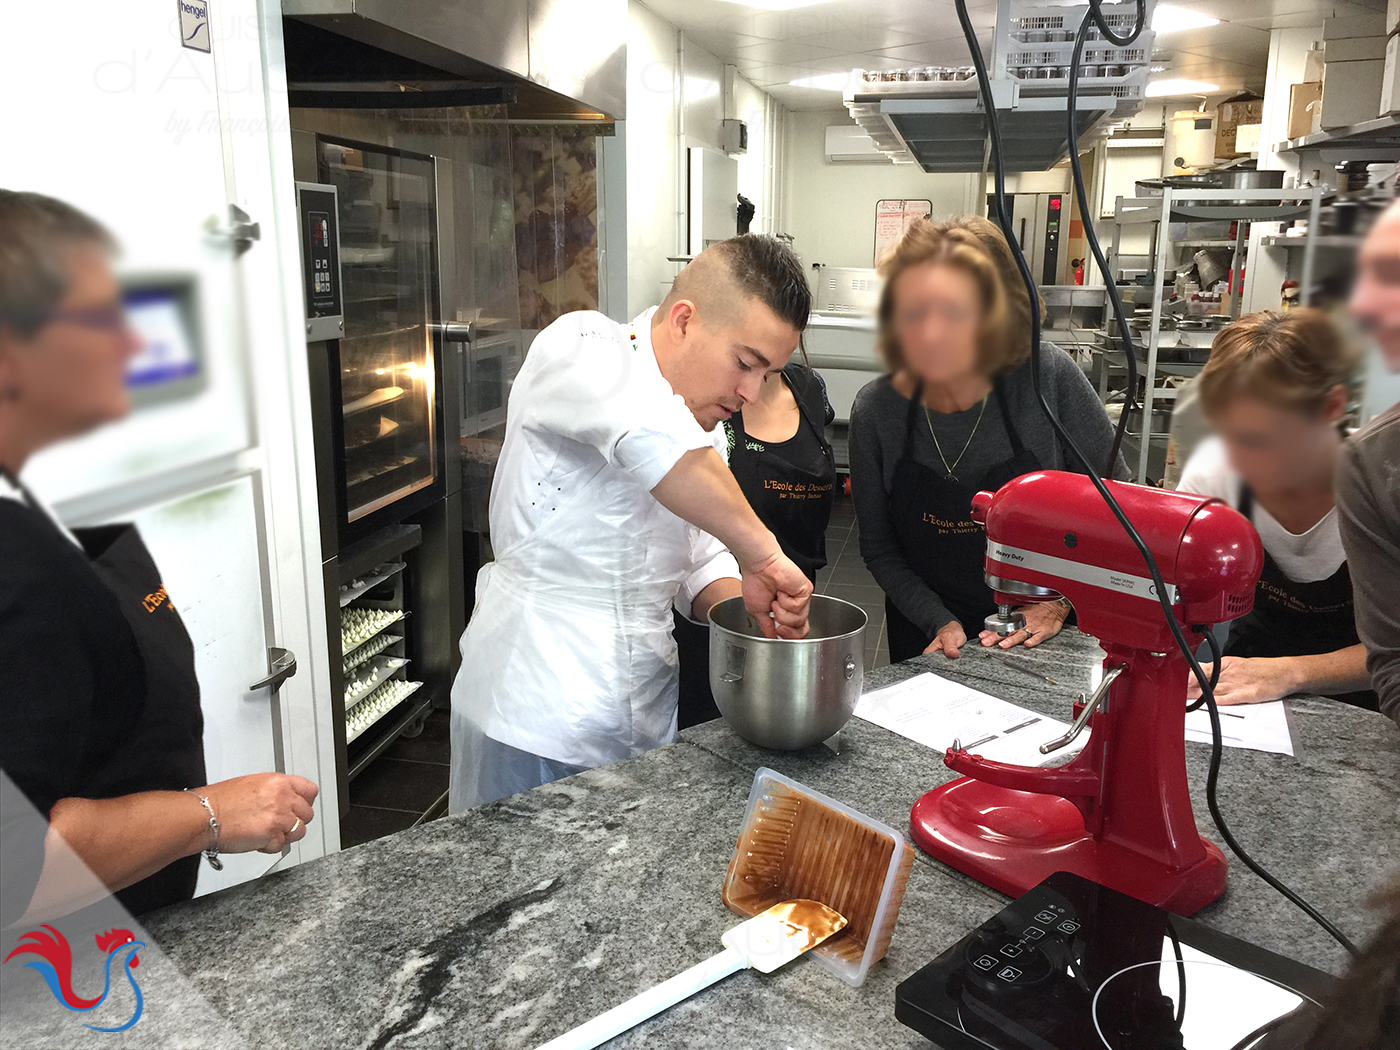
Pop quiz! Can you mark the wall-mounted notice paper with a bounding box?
[1184,699,1294,757]
[854,672,1085,767]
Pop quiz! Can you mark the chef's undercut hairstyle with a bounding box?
[876,218,1013,375]
[0,189,116,338]
[1199,308,1359,418]
[664,234,811,334]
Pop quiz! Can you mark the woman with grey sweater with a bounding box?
[850,217,1128,663]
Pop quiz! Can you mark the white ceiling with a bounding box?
[636,0,1386,110]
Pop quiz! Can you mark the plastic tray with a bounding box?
[721,768,913,987]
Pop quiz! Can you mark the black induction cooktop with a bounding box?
[895,872,1337,1050]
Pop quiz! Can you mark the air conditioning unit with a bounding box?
[825,124,889,163]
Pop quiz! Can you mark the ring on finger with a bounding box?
[288,817,302,835]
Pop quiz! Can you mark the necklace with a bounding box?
[925,394,988,482]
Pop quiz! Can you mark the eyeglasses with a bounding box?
[893,299,978,329]
[46,304,131,333]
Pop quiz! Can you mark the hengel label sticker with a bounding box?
[987,542,1179,604]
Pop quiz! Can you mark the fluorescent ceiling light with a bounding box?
[712,0,835,9]
[788,72,858,91]
[1145,77,1219,97]
[1152,4,1221,33]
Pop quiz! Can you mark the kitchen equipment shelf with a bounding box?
[343,633,401,676]
[346,678,425,744]
[1259,234,1362,249]
[341,607,406,656]
[343,386,406,416]
[1275,113,1400,158]
[344,655,409,708]
[338,560,407,607]
[1105,186,1327,482]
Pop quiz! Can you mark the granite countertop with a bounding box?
[4,631,1397,1050]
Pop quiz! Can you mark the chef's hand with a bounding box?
[980,601,1069,650]
[741,549,811,639]
[924,621,966,659]
[1187,657,1297,706]
[202,773,319,854]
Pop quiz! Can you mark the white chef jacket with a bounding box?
[451,307,740,769]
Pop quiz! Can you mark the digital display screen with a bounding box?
[124,287,199,388]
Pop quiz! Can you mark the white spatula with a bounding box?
[533,899,848,1050]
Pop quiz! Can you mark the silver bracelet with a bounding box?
[184,789,224,871]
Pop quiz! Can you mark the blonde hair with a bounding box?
[1199,308,1359,417]
[876,218,1014,375]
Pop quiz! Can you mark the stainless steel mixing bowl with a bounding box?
[707,595,867,750]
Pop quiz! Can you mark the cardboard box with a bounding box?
[1325,11,1386,39]
[1324,35,1387,62]
[1234,123,1263,153]
[1288,81,1323,139]
[1320,58,1385,128]
[1216,97,1264,155]
[1384,33,1400,116]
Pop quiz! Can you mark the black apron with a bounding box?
[676,366,837,728]
[726,366,837,585]
[5,472,207,913]
[1226,485,1378,711]
[885,379,1040,663]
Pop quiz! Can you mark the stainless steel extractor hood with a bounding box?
[847,88,1119,173]
[282,0,625,121]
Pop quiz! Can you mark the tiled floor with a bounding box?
[339,494,892,847]
[816,493,890,669]
[340,709,450,849]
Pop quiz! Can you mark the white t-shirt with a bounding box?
[1176,436,1345,584]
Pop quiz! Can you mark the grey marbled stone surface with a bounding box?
[5,631,1396,1049]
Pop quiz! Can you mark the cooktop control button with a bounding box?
[1023,926,1045,940]
[973,955,998,971]
[1035,910,1058,923]
[1000,944,1022,957]
[997,966,1022,983]
[1057,920,1081,934]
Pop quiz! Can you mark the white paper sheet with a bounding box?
[1184,699,1294,756]
[854,672,1084,767]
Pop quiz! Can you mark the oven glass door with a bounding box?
[319,139,439,523]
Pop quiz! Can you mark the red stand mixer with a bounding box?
[910,471,1264,915]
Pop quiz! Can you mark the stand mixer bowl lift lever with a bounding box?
[1039,665,1124,755]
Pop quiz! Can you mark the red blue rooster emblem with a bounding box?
[3,925,145,1032]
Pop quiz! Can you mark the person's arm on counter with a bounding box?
[1335,409,1400,725]
[848,383,963,657]
[1187,645,1373,706]
[652,447,808,637]
[21,775,318,922]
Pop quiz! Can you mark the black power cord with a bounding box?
[951,0,1360,959]
[1185,625,1221,714]
[1066,2,1141,475]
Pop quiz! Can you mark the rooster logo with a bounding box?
[3,925,145,1032]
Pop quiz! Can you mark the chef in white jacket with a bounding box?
[450,235,815,811]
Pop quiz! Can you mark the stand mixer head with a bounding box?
[911,470,1263,915]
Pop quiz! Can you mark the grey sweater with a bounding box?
[849,344,1129,636]
[1336,402,1400,727]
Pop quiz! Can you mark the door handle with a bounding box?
[250,646,298,692]
[205,203,262,256]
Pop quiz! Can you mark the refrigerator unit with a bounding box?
[294,136,465,823]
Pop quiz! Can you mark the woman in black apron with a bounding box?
[1179,308,1375,710]
[0,191,316,923]
[674,362,836,728]
[849,217,1124,664]
[1219,486,1377,710]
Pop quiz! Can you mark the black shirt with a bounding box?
[0,498,148,924]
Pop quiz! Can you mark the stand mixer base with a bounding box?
[911,779,1227,916]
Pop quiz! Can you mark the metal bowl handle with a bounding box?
[845,656,856,681]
